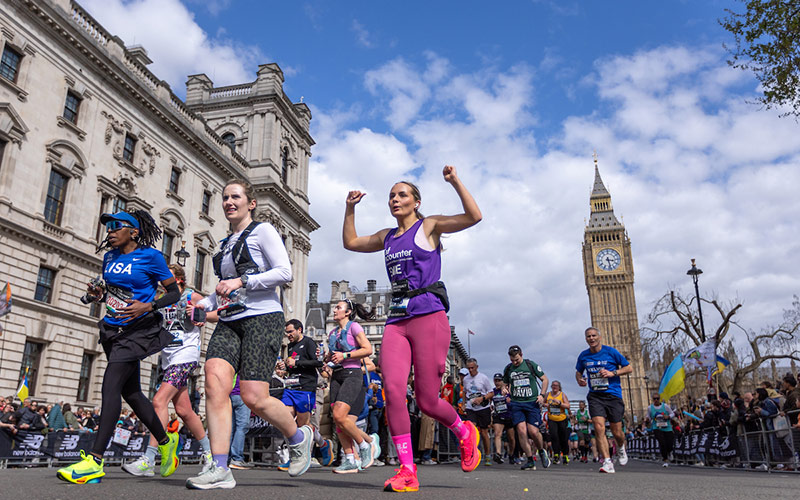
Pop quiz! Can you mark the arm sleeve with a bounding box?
[616,348,630,367]
[153,281,180,309]
[246,224,293,290]
[197,294,218,312]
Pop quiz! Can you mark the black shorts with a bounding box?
[330,368,366,415]
[587,392,625,424]
[206,311,284,382]
[492,415,514,428]
[465,407,492,429]
[99,313,171,363]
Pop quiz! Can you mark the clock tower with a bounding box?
[582,155,648,421]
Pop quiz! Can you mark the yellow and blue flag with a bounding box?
[711,355,731,377]
[0,282,10,334]
[17,367,29,402]
[659,354,685,401]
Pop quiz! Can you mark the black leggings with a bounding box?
[549,418,569,456]
[654,429,674,461]
[92,360,167,456]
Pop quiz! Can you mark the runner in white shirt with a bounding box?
[463,358,495,466]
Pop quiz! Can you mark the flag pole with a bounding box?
[467,332,471,358]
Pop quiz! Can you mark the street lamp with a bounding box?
[174,241,191,267]
[686,258,706,342]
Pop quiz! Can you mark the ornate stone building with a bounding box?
[581,157,648,421]
[304,280,469,379]
[0,0,317,410]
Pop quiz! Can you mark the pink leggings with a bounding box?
[381,311,459,436]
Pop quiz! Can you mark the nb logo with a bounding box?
[21,434,45,449]
[60,434,81,450]
[128,437,144,450]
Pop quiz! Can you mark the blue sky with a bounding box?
[81,0,800,400]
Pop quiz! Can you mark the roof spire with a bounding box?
[591,151,610,198]
[587,152,621,229]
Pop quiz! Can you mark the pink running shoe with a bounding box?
[383,465,419,492]
[459,421,481,472]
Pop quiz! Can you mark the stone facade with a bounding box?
[0,0,316,411]
[581,158,649,422]
[304,280,469,380]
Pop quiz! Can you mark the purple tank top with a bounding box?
[383,219,444,324]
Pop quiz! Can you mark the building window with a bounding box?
[0,45,22,83]
[148,363,160,399]
[77,353,94,402]
[366,295,372,304]
[376,304,384,316]
[221,132,235,150]
[63,90,81,124]
[112,196,127,214]
[194,251,206,289]
[341,292,346,300]
[123,133,136,162]
[161,232,175,264]
[95,194,110,241]
[281,146,289,183]
[44,169,69,225]
[201,190,211,215]
[0,138,7,171]
[34,266,56,303]
[19,341,44,397]
[89,301,101,318]
[169,168,180,193]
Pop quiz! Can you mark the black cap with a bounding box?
[493,373,503,380]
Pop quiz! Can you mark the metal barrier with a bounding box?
[627,409,799,472]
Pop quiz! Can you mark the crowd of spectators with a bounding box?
[0,397,106,436]
[631,373,800,468]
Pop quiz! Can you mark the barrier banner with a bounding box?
[245,415,280,438]
[0,430,204,460]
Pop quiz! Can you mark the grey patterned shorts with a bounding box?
[162,361,199,390]
[206,311,284,381]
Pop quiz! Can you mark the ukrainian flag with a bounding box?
[659,354,685,401]
[711,355,731,376]
[17,367,29,402]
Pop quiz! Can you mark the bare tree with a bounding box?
[642,291,800,393]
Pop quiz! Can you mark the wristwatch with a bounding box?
[239,274,249,287]
[150,300,158,312]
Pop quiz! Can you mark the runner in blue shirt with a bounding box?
[57,211,181,484]
[575,327,632,474]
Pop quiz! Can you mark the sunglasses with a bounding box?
[105,220,134,232]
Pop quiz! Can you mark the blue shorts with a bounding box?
[281,389,316,414]
[509,400,542,427]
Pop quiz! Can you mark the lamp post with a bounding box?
[174,241,191,267]
[686,258,706,343]
[626,372,635,425]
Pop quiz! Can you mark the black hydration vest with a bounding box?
[212,221,264,279]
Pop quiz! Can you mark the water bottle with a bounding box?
[317,342,325,362]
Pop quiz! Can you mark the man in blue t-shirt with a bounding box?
[575,327,632,474]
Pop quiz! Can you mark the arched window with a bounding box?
[221,132,236,151]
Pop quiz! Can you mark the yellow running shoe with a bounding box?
[158,432,180,477]
[57,450,105,484]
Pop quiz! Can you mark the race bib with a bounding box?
[589,372,609,391]
[168,328,185,347]
[284,377,300,387]
[218,292,247,318]
[575,423,587,431]
[495,402,508,413]
[388,279,410,318]
[656,420,668,428]
[512,377,533,398]
[105,285,133,317]
[549,406,562,415]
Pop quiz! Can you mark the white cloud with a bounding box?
[351,19,374,48]
[307,46,800,398]
[80,0,264,93]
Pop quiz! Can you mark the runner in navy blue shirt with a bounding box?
[575,327,632,474]
[57,211,181,484]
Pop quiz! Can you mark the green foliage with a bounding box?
[720,0,800,117]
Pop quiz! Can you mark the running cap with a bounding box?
[100,212,140,229]
[507,344,522,355]
[458,368,469,376]
[493,372,503,380]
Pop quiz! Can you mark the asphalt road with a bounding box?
[2,458,796,500]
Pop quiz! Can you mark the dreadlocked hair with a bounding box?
[95,210,162,253]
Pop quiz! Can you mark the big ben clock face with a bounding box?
[596,248,621,271]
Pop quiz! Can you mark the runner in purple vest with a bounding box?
[343,165,482,493]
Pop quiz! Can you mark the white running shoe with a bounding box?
[618,446,628,466]
[122,456,154,477]
[185,465,236,490]
[599,459,616,474]
[662,462,669,468]
[287,425,314,477]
